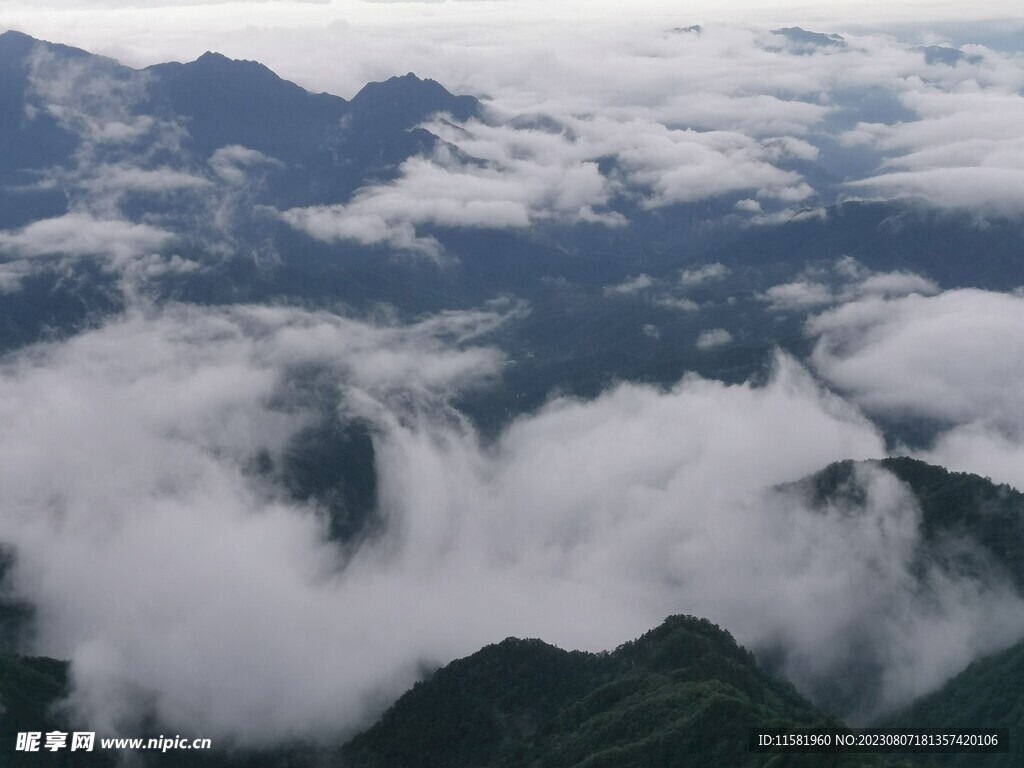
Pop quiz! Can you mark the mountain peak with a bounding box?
[349,72,479,127]
[339,613,835,768]
[197,50,229,62]
[0,29,36,42]
[0,29,43,60]
[190,50,275,75]
[0,29,112,69]
[771,26,846,51]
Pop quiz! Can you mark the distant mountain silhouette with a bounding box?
[771,27,846,53]
[0,31,481,209]
[145,52,349,162]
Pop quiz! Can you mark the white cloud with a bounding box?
[808,289,1024,430]
[922,424,1024,490]
[209,145,284,185]
[29,13,1024,254]
[0,260,38,294]
[841,269,939,299]
[0,286,1018,744]
[696,328,733,350]
[842,84,1024,214]
[807,286,1024,493]
[0,300,514,741]
[604,273,654,296]
[281,144,621,256]
[652,294,700,311]
[17,1,324,7]
[25,44,154,147]
[282,104,816,253]
[10,48,297,284]
[848,167,1024,215]
[654,93,830,136]
[607,121,813,207]
[680,262,730,285]
[0,212,173,263]
[78,164,213,196]
[757,263,937,314]
[4,8,1024,748]
[749,205,827,225]
[761,280,834,310]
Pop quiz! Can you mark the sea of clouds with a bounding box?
[1,2,1024,745]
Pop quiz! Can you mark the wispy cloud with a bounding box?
[604,273,654,296]
[696,328,733,349]
[0,212,173,262]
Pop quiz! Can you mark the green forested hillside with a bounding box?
[340,615,911,768]
[6,455,1017,767]
[880,457,1024,587]
[886,638,1024,767]
[0,654,115,767]
[798,457,1024,590]
[0,616,920,768]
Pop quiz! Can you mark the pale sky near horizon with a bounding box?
[2,0,1023,97]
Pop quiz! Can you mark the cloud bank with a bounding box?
[0,299,1020,744]
[1,8,1024,754]
[808,288,1024,488]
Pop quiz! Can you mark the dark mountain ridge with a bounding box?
[0,31,79,185]
[762,458,1024,720]
[794,457,1024,591]
[0,613,912,768]
[143,51,350,162]
[2,457,1011,766]
[339,615,910,768]
[0,30,480,192]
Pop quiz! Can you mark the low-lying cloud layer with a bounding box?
[230,22,1024,254]
[810,289,1024,426]
[280,109,816,255]
[4,19,1024,276]
[808,288,1024,488]
[2,7,1024,754]
[1,296,1022,743]
[0,301,513,741]
[0,45,281,290]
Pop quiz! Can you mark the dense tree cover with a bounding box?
[799,457,1024,591]
[0,654,117,767]
[885,638,1024,767]
[340,615,914,768]
[779,458,1024,718]
[0,615,923,767]
[879,458,1024,587]
[4,458,1016,766]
